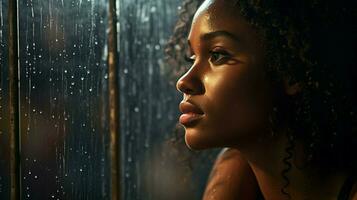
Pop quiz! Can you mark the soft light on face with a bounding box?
[176,0,273,150]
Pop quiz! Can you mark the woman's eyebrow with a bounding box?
[200,30,240,43]
[186,30,240,51]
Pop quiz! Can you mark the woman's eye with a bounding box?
[184,55,196,64]
[209,51,230,64]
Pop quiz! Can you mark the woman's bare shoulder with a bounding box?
[202,148,261,200]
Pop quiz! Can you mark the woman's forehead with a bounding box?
[193,0,239,22]
[189,0,250,42]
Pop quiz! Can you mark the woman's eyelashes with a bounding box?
[184,54,196,64]
[183,48,234,66]
[208,50,231,64]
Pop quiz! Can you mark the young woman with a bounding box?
[168,0,357,199]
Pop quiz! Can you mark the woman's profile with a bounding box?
[167,0,357,199]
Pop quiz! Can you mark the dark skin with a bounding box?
[176,0,356,199]
[203,148,357,200]
[202,148,259,200]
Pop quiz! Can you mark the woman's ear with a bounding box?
[284,79,302,96]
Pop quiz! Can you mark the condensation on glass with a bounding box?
[0,0,10,199]
[1,0,218,199]
[18,0,110,199]
[118,0,218,199]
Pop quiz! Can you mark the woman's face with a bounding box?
[176,0,273,150]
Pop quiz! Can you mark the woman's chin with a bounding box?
[183,128,247,150]
[184,129,218,150]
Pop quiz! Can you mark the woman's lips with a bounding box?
[179,112,204,125]
[179,101,204,126]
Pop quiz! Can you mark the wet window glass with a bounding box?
[0,0,10,199]
[118,0,217,199]
[0,0,217,199]
[18,0,110,199]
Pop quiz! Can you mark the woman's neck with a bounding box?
[234,130,349,200]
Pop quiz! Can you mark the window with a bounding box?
[0,0,217,199]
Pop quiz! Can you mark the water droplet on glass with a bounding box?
[150,6,157,13]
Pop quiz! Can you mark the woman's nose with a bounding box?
[176,67,205,95]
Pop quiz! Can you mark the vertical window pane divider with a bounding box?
[8,0,20,199]
[108,0,121,199]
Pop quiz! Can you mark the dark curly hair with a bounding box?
[165,0,357,198]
